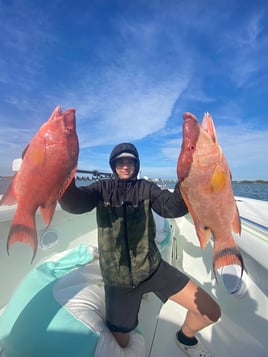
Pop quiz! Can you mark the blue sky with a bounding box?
[1,0,268,180]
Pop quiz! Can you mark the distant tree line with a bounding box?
[232,180,268,184]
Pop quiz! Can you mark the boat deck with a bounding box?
[0,199,268,356]
[139,215,268,356]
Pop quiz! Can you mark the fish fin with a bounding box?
[7,216,37,261]
[39,202,57,226]
[196,225,212,249]
[180,188,211,248]
[39,165,76,226]
[28,143,47,167]
[201,113,217,143]
[212,238,244,278]
[209,164,227,193]
[232,204,241,235]
[22,143,30,159]
[58,166,77,201]
[40,163,76,225]
[48,106,62,121]
[0,177,17,205]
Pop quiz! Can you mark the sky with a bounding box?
[0,0,268,180]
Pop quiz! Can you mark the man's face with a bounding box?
[115,158,135,180]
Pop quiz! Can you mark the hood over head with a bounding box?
[109,143,140,179]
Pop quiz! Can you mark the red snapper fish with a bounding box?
[177,112,243,277]
[0,106,79,259]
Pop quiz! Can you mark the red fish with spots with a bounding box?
[0,106,79,259]
[177,112,243,277]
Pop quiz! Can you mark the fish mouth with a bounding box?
[63,109,76,134]
[182,112,200,142]
[183,112,199,123]
[177,112,200,181]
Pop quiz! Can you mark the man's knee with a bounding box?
[112,331,130,348]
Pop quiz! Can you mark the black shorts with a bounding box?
[105,260,189,333]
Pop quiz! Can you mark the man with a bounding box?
[60,142,221,356]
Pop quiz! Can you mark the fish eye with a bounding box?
[64,126,73,134]
[188,145,195,151]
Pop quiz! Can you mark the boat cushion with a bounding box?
[0,244,145,357]
[52,257,146,357]
[0,244,99,357]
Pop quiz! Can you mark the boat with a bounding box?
[0,164,267,357]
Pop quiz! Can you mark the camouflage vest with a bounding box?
[96,199,161,287]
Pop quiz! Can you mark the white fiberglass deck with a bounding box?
[0,197,268,356]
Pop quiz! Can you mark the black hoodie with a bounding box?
[109,142,140,178]
[60,143,188,287]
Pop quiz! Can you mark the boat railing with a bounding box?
[76,169,112,181]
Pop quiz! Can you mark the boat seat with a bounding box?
[0,244,145,357]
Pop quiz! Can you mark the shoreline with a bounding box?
[1,176,268,184]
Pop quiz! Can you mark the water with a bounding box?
[0,178,12,196]
[1,177,268,201]
[159,181,268,201]
[232,182,268,201]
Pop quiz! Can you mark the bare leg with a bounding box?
[169,280,221,337]
[112,332,130,348]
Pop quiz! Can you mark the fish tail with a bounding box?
[7,220,38,262]
[213,239,244,279]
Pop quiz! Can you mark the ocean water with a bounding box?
[232,182,268,201]
[164,181,268,201]
[1,177,268,201]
